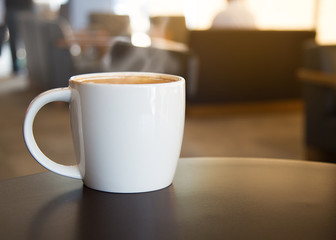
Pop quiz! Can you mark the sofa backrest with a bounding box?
[188,30,316,103]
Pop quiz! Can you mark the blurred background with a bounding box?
[1,0,336,180]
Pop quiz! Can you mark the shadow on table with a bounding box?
[29,185,180,240]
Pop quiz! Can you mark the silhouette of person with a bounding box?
[0,0,5,56]
[5,0,33,73]
[212,0,256,29]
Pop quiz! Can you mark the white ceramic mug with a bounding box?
[23,72,185,193]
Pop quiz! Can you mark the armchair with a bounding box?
[298,41,336,160]
[18,13,105,90]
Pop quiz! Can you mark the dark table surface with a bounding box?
[1,157,336,240]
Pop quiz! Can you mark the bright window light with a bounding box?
[131,32,152,47]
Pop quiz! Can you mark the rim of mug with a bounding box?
[69,72,184,86]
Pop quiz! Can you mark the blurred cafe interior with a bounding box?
[1,0,336,180]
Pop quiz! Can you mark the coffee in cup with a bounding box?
[75,75,177,84]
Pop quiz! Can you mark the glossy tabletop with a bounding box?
[1,157,336,240]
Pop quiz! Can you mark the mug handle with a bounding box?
[23,88,82,179]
